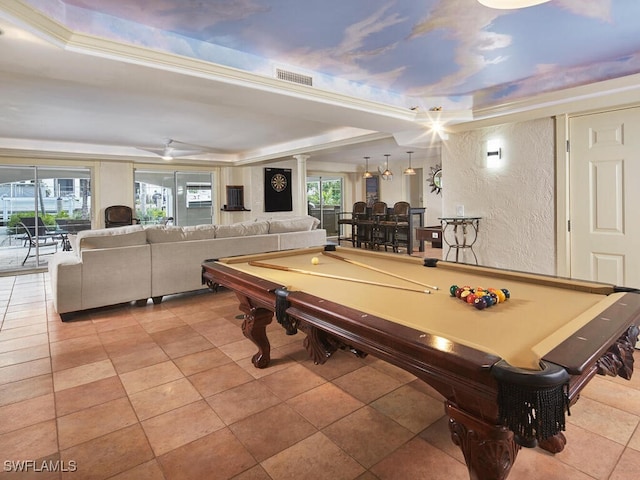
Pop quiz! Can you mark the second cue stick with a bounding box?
[248,261,430,294]
[322,251,439,290]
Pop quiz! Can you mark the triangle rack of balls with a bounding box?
[449,285,511,310]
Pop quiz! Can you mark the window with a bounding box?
[134,170,215,226]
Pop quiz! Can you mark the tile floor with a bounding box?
[0,271,639,480]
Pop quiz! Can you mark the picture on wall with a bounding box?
[264,167,293,212]
[365,175,379,206]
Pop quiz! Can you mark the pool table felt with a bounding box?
[220,247,622,370]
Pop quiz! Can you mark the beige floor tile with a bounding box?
[53,358,116,392]
[188,362,254,397]
[60,424,154,480]
[0,374,53,407]
[0,357,51,384]
[172,347,232,376]
[229,403,317,462]
[371,437,468,480]
[332,365,404,404]
[568,396,640,445]
[323,406,414,468]
[629,423,640,451]
[0,419,58,463]
[160,334,214,359]
[0,393,56,434]
[0,333,49,354]
[0,323,48,341]
[49,334,103,356]
[217,338,259,361]
[206,380,282,425]
[262,431,365,480]
[55,376,127,416]
[609,447,640,480]
[158,428,256,480]
[137,314,186,334]
[508,446,595,480]
[108,459,167,480]
[141,400,225,456]
[370,384,445,434]
[128,378,202,421]
[119,360,184,395]
[581,374,640,416]
[419,415,465,463]
[556,422,626,479]
[51,344,109,372]
[0,342,49,367]
[286,382,364,429]
[109,343,170,374]
[57,397,139,450]
[259,363,327,401]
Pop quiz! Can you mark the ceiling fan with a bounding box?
[136,139,212,160]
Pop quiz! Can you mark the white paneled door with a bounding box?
[569,106,640,288]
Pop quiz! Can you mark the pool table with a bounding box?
[201,246,640,480]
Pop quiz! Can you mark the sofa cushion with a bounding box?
[216,220,270,238]
[145,226,185,243]
[77,225,147,250]
[183,224,217,241]
[268,216,320,233]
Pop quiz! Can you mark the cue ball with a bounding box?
[311,257,319,265]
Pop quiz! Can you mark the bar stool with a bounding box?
[379,201,410,253]
[368,201,388,249]
[337,201,367,247]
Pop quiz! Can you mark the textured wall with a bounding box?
[442,117,556,274]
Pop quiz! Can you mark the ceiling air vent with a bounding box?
[276,69,313,86]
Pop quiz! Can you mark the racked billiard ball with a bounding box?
[460,290,472,301]
[483,294,495,307]
[474,297,487,310]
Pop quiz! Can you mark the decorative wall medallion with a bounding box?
[429,164,442,195]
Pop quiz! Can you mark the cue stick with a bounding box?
[248,261,430,294]
[321,251,439,290]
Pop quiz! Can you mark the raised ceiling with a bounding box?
[1,0,639,166]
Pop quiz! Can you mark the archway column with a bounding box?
[293,154,309,216]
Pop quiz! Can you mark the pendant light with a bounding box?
[382,154,393,178]
[363,156,372,178]
[403,151,416,175]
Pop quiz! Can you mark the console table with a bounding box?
[439,216,481,264]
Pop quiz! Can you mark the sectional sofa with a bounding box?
[48,216,327,317]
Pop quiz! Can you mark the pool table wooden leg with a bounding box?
[446,402,520,480]
[236,294,273,369]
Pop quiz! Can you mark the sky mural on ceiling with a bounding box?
[23,0,640,109]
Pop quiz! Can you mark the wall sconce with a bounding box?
[486,139,502,168]
[403,151,416,175]
[362,156,372,178]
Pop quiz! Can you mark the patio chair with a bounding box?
[104,205,140,228]
[18,221,58,265]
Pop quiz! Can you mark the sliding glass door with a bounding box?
[306,176,343,236]
[134,170,214,226]
[0,165,91,271]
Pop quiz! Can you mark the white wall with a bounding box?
[442,117,555,274]
[96,161,134,228]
